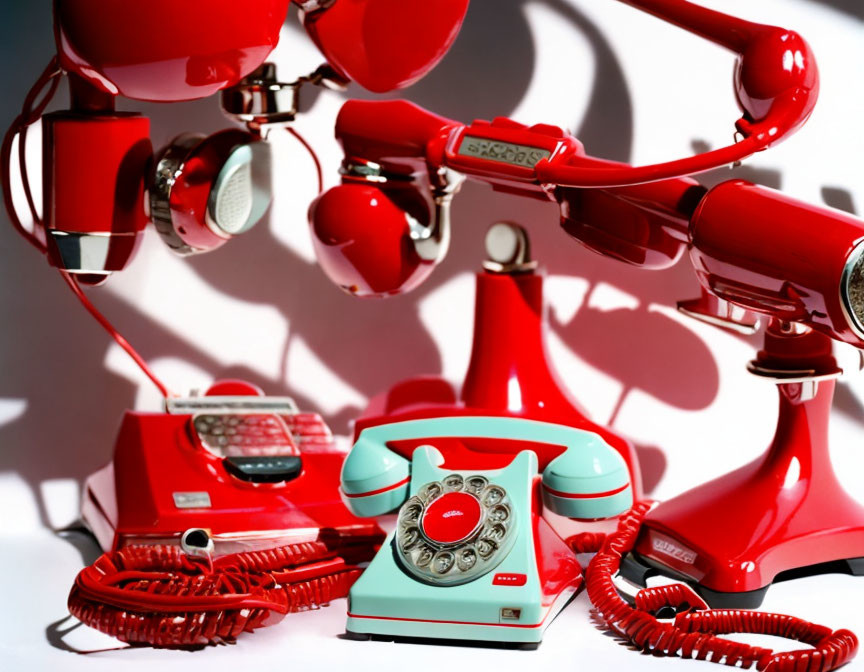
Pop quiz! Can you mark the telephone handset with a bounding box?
[340,415,632,645]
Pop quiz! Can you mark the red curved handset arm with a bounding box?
[337,0,818,189]
[538,0,818,187]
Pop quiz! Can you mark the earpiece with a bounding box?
[151,130,272,255]
[308,163,463,297]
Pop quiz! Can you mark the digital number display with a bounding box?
[457,136,551,168]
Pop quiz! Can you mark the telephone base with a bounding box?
[621,379,864,607]
[81,385,384,556]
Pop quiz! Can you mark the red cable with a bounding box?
[3,62,173,399]
[287,126,324,195]
[59,272,174,398]
[1,58,61,252]
[68,542,363,647]
[570,502,859,671]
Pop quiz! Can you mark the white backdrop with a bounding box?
[1,0,863,670]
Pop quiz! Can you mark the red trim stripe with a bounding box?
[342,476,410,499]
[542,482,630,499]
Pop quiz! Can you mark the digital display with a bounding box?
[457,136,551,168]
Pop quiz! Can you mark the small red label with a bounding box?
[493,573,527,586]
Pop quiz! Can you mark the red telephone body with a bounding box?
[82,379,384,557]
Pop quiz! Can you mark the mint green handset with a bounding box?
[340,416,633,645]
[340,415,633,520]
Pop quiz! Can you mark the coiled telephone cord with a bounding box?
[68,541,361,647]
[569,502,858,671]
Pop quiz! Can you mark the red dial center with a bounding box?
[421,491,483,544]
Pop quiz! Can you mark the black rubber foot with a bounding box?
[846,557,864,576]
[693,584,769,609]
[619,551,652,588]
[621,552,864,609]
[619,552,769,608]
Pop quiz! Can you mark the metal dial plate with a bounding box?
[395,474,517,585]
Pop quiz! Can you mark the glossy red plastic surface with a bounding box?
[533,492,583,608]
[81,399,384,554]
[42,111,151,272]
[308,181,434,297]
[421,492,483,544]
[300,0,468,93]
[54,0,289,101]
[165,130,259,253]
[205,379,265,396]
[635,370,864,594]
[354,270,643,497]
[690,180,864,347]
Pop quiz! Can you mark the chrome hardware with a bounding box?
[221,62,349,134]
[483,222,538,274]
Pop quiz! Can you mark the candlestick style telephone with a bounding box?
[340,415,632,645]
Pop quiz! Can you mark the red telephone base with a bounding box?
[621,377,864,607]
[82,396,384,559]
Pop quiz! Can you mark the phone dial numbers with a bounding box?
[457,135,551,169]
[395,474,516,585]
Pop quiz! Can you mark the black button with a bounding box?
[223,456,303,483]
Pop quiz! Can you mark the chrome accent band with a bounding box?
[840,237,864,342]
[48,230,133,274]
[150,133,206,256]
[745,362,842,384]
[676,299,760,335]
[165,396,299,415]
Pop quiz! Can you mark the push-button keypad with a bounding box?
[193,413,298,458]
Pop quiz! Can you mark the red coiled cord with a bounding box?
[69,541,362,647]
[569,502,858,671]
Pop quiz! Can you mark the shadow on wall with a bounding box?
[0,0,857,533]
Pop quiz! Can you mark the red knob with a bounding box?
[205,380,264,397]
[308,183,434,297]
